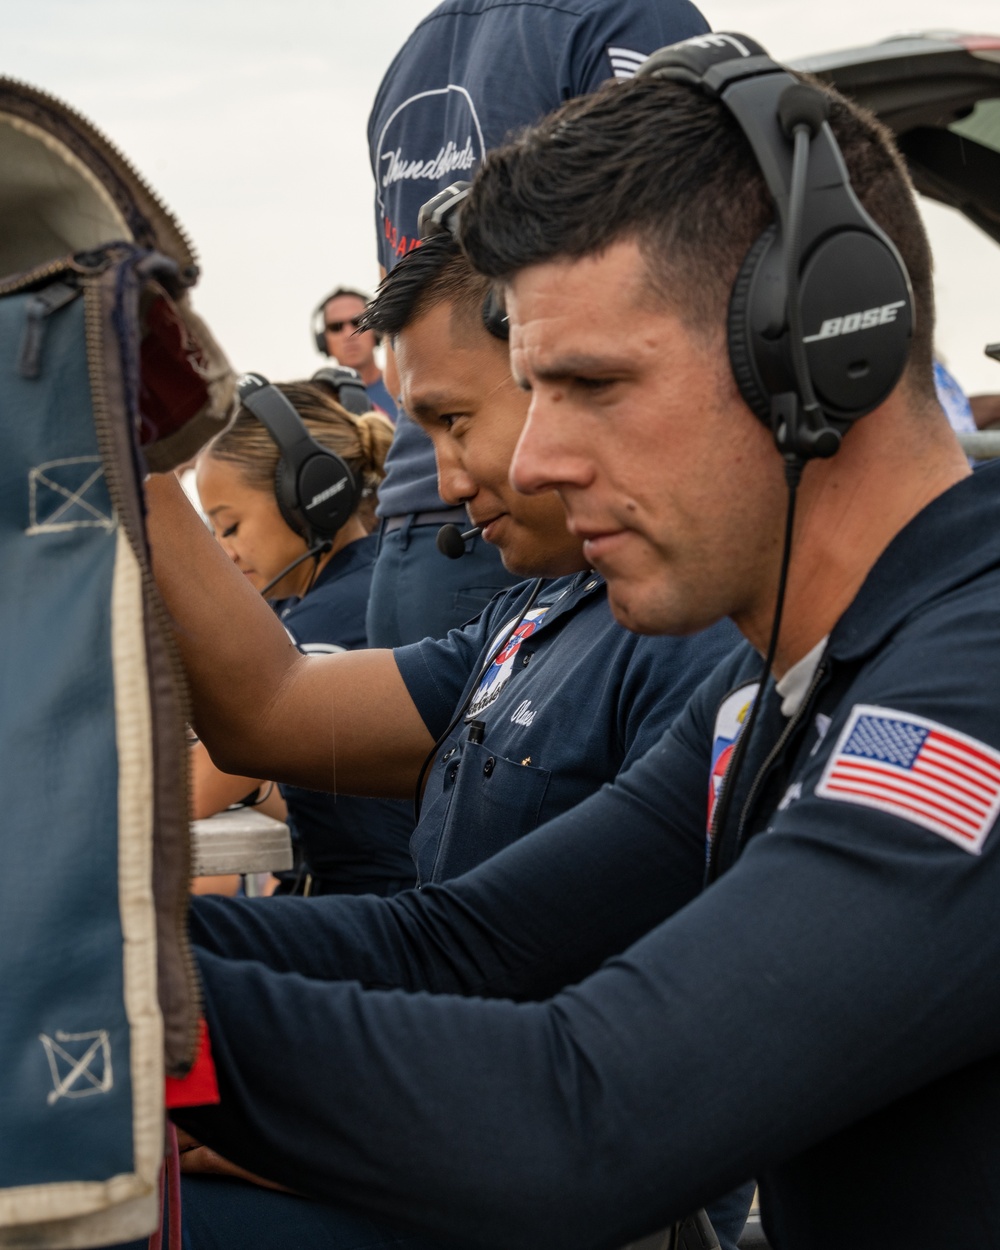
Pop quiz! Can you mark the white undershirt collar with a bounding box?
[775,636,829,718]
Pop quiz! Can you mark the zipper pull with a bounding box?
[19,281,81,379]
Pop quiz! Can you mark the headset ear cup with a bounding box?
[797,230,913,421]
[482,289,509,340]
[313,306,329,356]
[298,453,360,537]
[727,225,778,426]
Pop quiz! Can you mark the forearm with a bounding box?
[146,473,298,756]
[190,740,264,819]
[189,767,704,999]
[146,474,432,793]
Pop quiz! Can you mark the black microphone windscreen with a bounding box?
[436,523,467,559]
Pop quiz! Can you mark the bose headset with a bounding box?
[637,32,913,462]
[237,373,361,592]
[631,34,915,878]
[418,182,511,341]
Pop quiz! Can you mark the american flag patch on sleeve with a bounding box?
[815,704,1000,855]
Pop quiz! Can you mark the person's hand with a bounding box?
[176,1128,297,1193]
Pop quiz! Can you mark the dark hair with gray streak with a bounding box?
[459,72,935,399]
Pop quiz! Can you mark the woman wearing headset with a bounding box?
[191,380,415,897]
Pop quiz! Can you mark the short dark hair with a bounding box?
[460,72,934,397]
[360,235,493,341]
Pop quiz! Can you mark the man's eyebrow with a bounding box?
[525,353,633,382]
[405,390,470,421]
[204,504,232,518]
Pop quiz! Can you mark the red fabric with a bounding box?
[139,295,211,445]
[165,1018,220,1108]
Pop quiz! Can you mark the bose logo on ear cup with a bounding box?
[308,479,349,510]
[803,301,907,344]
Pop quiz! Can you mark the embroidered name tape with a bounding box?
[816,704,1000,854]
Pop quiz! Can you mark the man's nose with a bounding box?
[510,395,589,496]
[436,451,477,507]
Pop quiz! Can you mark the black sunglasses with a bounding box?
[325,316,366,334]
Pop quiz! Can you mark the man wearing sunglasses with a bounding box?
[312,285,398,421]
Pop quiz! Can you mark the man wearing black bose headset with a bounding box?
[147,35,1000,1250]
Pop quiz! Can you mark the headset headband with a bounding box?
[642,36,889,270]
[239,373,315,455]
[310,365,371,416]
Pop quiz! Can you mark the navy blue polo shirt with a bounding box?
[395,570,739,882]
[274,533,377,652]
[272,534,414,891]
[368,0,710,516]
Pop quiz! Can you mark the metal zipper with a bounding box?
[82,274,202,1074]
[0,253,104,299]
[733,657,830,856]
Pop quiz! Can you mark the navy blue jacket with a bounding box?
[368,0,709,515]
[272,535,414,892]
[186,468,1000,1247]
[397,572,739,882]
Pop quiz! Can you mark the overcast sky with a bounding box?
[6,0,1000,392]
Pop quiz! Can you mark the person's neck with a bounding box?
[284,516,368,599]
[357,360,381,387]
[740,407,971,679]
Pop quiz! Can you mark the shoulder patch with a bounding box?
[707,682,759,833]
[816,704,1000,855]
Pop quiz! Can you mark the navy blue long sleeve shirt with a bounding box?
[185,465,1000,1249]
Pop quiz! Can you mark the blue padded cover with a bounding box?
[0,290,136,1192]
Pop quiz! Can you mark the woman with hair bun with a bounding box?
[191,380,415,898]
